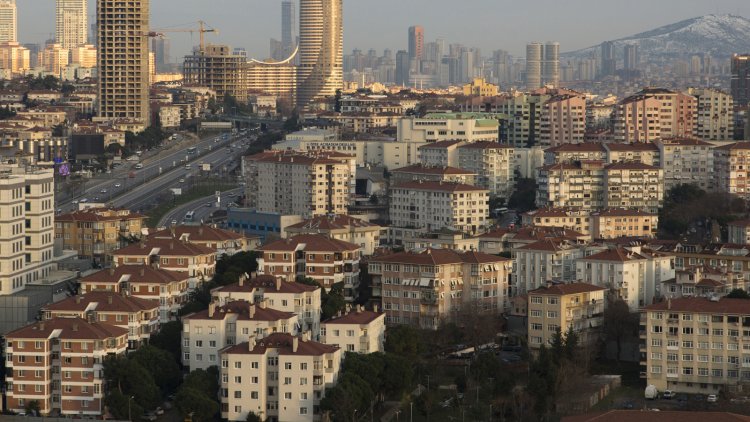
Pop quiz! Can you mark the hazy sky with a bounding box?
[19,0,750,60]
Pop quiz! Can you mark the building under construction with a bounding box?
[182,44,247,102]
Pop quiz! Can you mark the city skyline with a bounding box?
[17,0,750,61]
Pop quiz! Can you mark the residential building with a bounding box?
[539,93,586,147]
[96,0,150,128]
[654,137,714,191]
[604,162,664,214]
[55,208,146,266]
[212,275,322,335]
[591,209,659,239]
[398,113,499,144]
[320,306,385,354]
[495,91,551,147]
[284,214,382,256]
[0,41,30,75]
[457,142,515,198]
[38,43,70,77]
[687,87,734,141]
[182,300,298,371]
[604,142,661,166]
[110,238,216,288]
[0,166,57,296]
[514,239,599,295]
[244,150,354,219]
[369,249,512,329]
[391,164,476,186]
[4,317,128,416]
[56,0,88,49]
[527,282,605,351]
[183,44,248,102]
[715,142,750,200]
[544,143,607,165]
[526,42,542,90]
[0,0,16,42]
[246,60,297,104]
[150,225,259,256]
[408,25,424,61]
[401,229,479,252]
[661,265,745,299]
[462,78,499,97]
[418,140,466,167]
[612,88,697,142]
[640,297,750,394]
[256,234,361,300]
[297,0,343,109]
[389,181,489,235]
[536,161,606,211]
[576,246,674,309]
[42,291,159,349]
[728,220,750,245]
[219,333,342,422]
[522,208,593,238]
[731,54,750,107]
[78,265,190,323]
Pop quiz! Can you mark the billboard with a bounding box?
[70,134,105,160]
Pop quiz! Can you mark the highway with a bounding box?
[158,187,244,228]
[56,132,250,213]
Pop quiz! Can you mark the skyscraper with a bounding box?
[623,44,639,70]
[732,54,750,107]
[56,0,88,49]
[0,0,16,43]
[281,0,296,58]
[408,25,424,61]
[525,42,542,90]
[97,0,150,127]
[395,50,409,86]
[542,41,559,87]
[151,36,170,71]
[601,41,616,76]
[297,0,343,109]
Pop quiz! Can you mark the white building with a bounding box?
[655,137,715,191]
[320,307,385,354]
[220,333,341,422]
[397,113,499,143]
[514,239,601,295]
[457,141,515,198]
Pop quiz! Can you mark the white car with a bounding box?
[707,394,718,403]
[114,183,121,188]
[100,189,107,194]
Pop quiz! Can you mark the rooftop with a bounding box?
[391,180,487,192]
[6,317,129,340]
[643,297,750,314]
[80,265,188,285]
[371,248,509,266]
[222,332,338,356]
[528,282,606,296]
[43,291,159,313]
[258,234,360,252]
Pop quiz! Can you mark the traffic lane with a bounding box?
[159,188,243,227]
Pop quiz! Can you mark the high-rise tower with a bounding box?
[0,0,16,42]
[408,25,424,61]
[297,0,343,109]
[56,0,87,49]
[601,41,616,76]
[525,42,542,90]
[542,41,559,88]
[623,44,639,70]
[281,0,296,58]
[97,0,150,127]
[732,54,750,107]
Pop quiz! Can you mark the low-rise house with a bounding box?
[150,224,260,255]
[320,306,385,354]
[284,215,382,256]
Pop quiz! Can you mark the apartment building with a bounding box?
[514,239,601,295]
[661,265,745,299]
[212,275,322,336]
[522,208,593,238]
[0,165,56,296]
[78,265,190,323]
[256,234,361,300]
[244,150,355,219]
[55,208,146,265]
[715,142,750,200]
[604,162,664,214]
[389,181,489,235]
[728,220,750,245]
[457,142,515,198]
[219,333,341,422]
[543,143,607,165]
[284,214,382,256]
[0,41,30,75]
[613,88,697,142]
[182,44,247,102]
[418,140,466,167]
[42,291,159,349]
[591,209,659,239]
[649,242,750,284]
[369,249,512,329]
[654,137,715,191]
[604,142,661,166]
[150,224,259,256]
[527,282,605,351]
[182,300,298,371]
[391,164,476,185]
[397,113,499,143]
[576,246,674,309]
[111,238,216,288]
[640,297,750,394]
[686,87,734,141]
[494,91,551,148]
[536,161,606,210]
[539,93,587,147]
[4,317,128,417]
[320,307,385,354]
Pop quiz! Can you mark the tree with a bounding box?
[174,386,219,422]
[602,298,639,363]
[25,400,41,416]
[103,356,161,416]
[508,177,537,213]
[385,325,420,358]
[130,345,182,394]
[149,320,182,364]
[728,289,750,299]
[246,412,264,422]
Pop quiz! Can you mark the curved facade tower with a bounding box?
[297,0,343,110]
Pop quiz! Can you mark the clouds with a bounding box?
[19,0,750,60]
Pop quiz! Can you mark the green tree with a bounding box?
[384,325,420,358]
[728,289,750,299]
[246,411,264,422]
[174,387,219,422]
[130,345,182,394]
[602,298,639,362]
[25,400,41,416]
[149,320,183,364]
[508,177,537,213]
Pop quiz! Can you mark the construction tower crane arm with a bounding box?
[148,21,218,52]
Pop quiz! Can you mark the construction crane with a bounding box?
[147,21,218,53]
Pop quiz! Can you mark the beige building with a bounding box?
[0,165,56,296]
[613,88,697,142]
[42,291,160,349]
[320,307,385,354]
[182,300,298,371]
[78,265,190,323]
[246,60,297,104]
[536,161,606,210]
[462,78,499,96]
[150,224,259,256]
[284,214,382,256]
[591,209,659,239]
[244,150,354,219]
[183,44,248,102]
[514,240,599,294]
[686,87,734,141]
[398,113,499,143]
[543,142,607,165]
[69,44,96,67]
[55,208,146,266]
[522,208,593,237]
[640,297,750,394]
[219,333,342,422]
[391,164,476,185]
[457,141,515,198]
[661,265,745,299]
[0,41,29,75]
[4,317,128,417]
[96,0,150,128]
[604,142,661,166]
[654,137,714,191]
[604,162,664,214]
[0,0,16,42]
[540,93,587,147]
[418,139,466,167]
[256,234,361,301]
[715,142,750,200]
[389,181,489,235]
[297,0,343,109]
[38,43,70,77]
[56,0,87,49]
[369,249,512,329]
[527,282,605,351]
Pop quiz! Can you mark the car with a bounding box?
[141,412,157,421]
[228,193,235,197]
[179,179,185,183]
[114,183,121,188]
[707,394,718,403]
[171,220,178,226]
[72,200,79,205]
[80,198,88,203]
[93,197,100,201]
[100,189,107,193]
[205,202,212,207]
[155,407,164,415]
[134,163,144,169]
[662,390,675,399]
[621,400,635,409]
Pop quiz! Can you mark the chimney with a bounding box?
[293,336,299,353]
[667,297,672,310]
[373,304,379,313]
[239,275,244,287]
[140,267,145,276]
[249,335,256,351]
[209,302,216,318]
[546,280,553,289]
[109,268,115,276]
[76,296,81,304]
[249,304,256,318]
[107,296,113,305]
[170,242,174,250]
[72,323,79,332]
[357,305,362,313]
[259,300,267,310]
[39,322,45,330]
[275,278,281,291]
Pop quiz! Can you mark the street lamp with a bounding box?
[352,408,357,422]
[128,395,135,421]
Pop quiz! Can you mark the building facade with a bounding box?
[284,214,382,256]
[320,307,385,354]
[56,0,88,49]
[457,142,515,198]
[297,0,343,109]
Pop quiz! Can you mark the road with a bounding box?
[158,187,244,228]
[56,132,245,213]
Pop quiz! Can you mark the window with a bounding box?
[251,391,259,399]
[300,407,308,415]
[547,297,559,305]
[285,392,292,399]
[234,362,241,369]
[530,296,542,304]
[301,392,308,400]
[285,362,292,370]
[234,376,242,383]
[234,391,242,399]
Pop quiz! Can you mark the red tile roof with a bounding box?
[594,208,656,217]
[371,248,509,265]
[643,297,750,314]
[604,142,659,152]
[545,143,606,153]
[604,162,659,171]
[659,137,714,147]
[286,214,379,231]
[184,300,296,322]
[391,164,475,175]
[392,180,487,192]
[258,234,360,252]
[214,275,319,294]
[6,317,129,340]
[112,238,216,256]
[43,291,159,313]
[150,224,245,242]
[528,282,605,296]
[715,141,750,151]
[457,141,513,150]
[322,310,384,325]
[579,248,644,262]
[222,332,338,356]
[56,208,145,222]
[80,265,188,285]
[417,140,465,149]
